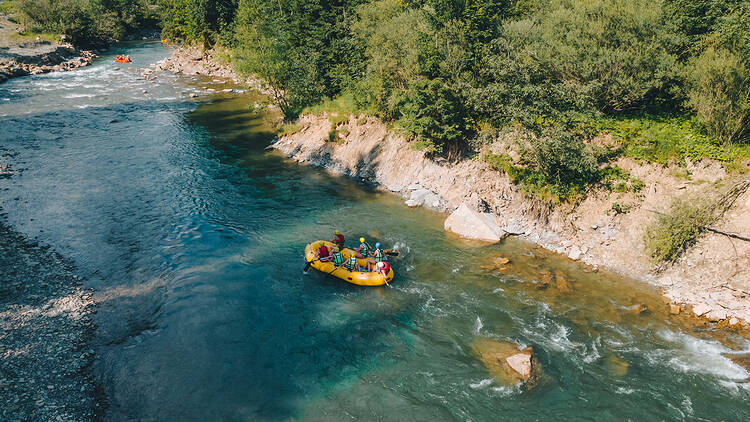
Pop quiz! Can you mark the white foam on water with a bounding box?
[491,384,521,397]
[653,329,750,381]
[583,337,601,363]
[474,317,483,335]
[615,386,635,395]
[492,287,504,293]
[680,396,693,417]
[451,265,462,273]
[64,93,97,99]
[469,378,493,389]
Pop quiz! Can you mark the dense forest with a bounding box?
[157,0,749,199]
[1,0,160,47]
[4,0,748,200]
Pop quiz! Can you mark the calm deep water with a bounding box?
[2,43,750,421]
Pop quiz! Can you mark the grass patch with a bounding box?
[276,122,301,137]
[303,91,363,116]
[596,113,750,168]
[611,202,632,214]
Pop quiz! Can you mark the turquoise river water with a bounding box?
[1,43,750,421]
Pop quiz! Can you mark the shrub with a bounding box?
[685,47,749,143]
[395,78,473,154]
[643,197,716,263]
[526,126,598,189]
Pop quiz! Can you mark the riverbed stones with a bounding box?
[470,338,539,388]
[481,254,510,272]
[444,202,507,243]
[669,303,681,315]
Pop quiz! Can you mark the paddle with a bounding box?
[303,258,318,273]
[384,249,400,257]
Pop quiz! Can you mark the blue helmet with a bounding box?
[375,242,381,248]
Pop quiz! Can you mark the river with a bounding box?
[1,42,749,421]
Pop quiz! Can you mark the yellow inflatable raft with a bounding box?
[305,241,394,286]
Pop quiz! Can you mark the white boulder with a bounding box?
[444,202,507,243]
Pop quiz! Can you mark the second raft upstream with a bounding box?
[305,241,394,286]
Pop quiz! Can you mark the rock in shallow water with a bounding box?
[470,338,539,389]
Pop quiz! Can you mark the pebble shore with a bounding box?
[0,213,97,421]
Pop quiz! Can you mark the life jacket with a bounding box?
[359,243,370,255]
[332,251,344,266]
[379,262,391,274]
[373,248,385,262]
[345,256,358,270]
[317,244,329,258]
[333,233,345,246]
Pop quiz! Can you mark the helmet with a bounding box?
[359,237,365,243]
[377,262,384,268]
[375,242,381,248]
[335,230,340,234]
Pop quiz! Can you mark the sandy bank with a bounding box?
[272,114,750,327]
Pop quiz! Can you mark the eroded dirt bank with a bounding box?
[272,114,750,326]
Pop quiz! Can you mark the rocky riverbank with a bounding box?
[153,45,268,94]
[0,211,97,421]
[272,114,750,328]
[0,15,96,83]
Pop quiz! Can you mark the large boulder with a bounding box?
[444,202,507,243]
[470,338,540,389]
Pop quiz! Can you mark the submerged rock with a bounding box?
[471,338,539,389]
[444,202,507,243]
[604,354,629,377]
[481,254,510,272]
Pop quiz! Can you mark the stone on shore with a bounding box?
[444,202,507,243]
[669,303,681,315]
[692,303,711,317]
[406,188,444,210]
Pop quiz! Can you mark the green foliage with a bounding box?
[597,113,750,165]
[643,196,717,263]
[9,0,158,48]
[611,202,632,214]
[159,0,237,45]
[276,122,301,137]
[685,46,749,143]
[395,78,473,154]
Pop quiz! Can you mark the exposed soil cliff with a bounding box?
[272,114,750,326]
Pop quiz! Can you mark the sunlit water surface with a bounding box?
[1,42,749,421]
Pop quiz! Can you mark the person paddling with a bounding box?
[376,261,391,284]
[344,254,362,272]
[315,243,333,262]
[355,237,370,259]
[331,230,345,251]
[369,242,386,266]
